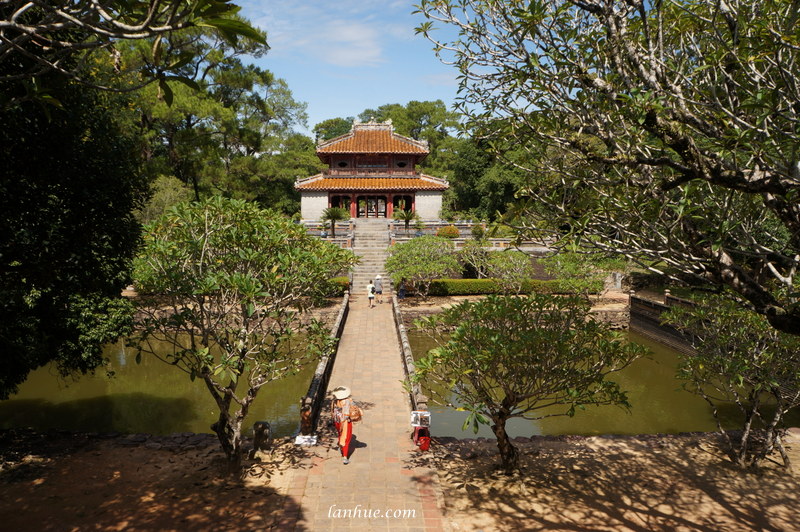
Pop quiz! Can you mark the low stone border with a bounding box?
[297,291,350,438]
[392,294,427,411]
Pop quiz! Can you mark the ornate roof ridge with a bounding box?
[418,173,449,186]
[294,175,449,191]
[316,119,429,153]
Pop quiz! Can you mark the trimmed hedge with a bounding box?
[426,278,603,296]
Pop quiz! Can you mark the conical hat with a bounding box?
[332,386,351,400]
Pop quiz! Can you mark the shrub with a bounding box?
[324,276,350,297]
[425,278,603,296]
[486,223,516,238]
[471,224,486,240]
[436,225,460,238]
[429,279,500,296]
[385,236,459,299]
[487,250,535,294]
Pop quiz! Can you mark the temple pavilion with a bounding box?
[295,119,449,220]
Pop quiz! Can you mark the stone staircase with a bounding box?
[350,219,392,299]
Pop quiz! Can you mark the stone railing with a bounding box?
[296,292,350,443]
[303,221,354,249]
[629,291,696,355]
[389,221,552,253]
[391,294,428,412]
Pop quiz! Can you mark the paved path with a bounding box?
[278,295,448,531]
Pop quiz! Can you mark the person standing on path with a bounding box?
[331,386,355,464]
[366,279,376,308]
[374,275,383,304]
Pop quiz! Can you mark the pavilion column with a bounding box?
[350,193,357,218]
[387,193,394,219]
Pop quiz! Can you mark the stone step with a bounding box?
[351,221,392,292]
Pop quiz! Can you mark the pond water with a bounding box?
[0,340,314,438]
[407,330,800,439]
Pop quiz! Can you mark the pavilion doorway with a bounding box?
[330,195,351,212]
[393,195,414,214]
[356,195,387,218]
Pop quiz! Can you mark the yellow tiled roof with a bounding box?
[317,123,428,155]
[295,175,448,191]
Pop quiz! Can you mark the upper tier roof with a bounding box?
[317,120,429,155]
[295,174,448,192]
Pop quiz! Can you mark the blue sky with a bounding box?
[239,0,459,135]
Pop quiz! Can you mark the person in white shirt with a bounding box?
[366,280,376,308]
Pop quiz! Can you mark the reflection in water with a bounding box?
[408,330,800,439]
[0,341,315,438]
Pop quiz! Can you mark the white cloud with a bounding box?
[312,20,384,67]
[422,71,459,87]
[240,1,418,67]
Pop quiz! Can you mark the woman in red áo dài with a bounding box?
[331,386,355,464]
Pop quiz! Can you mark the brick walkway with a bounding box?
[278,296,448,531]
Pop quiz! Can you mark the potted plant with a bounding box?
[321,206,350,238]
[414,219,425,237]
[393,209,417,234]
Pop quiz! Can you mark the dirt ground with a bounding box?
[432,431,800,531]
[2,295,796,531]
[1,429,799,531]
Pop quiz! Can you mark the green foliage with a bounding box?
[664,296,800,469]
[313,117,353,141]
[436,225,460,239]
[458,239,491,278]
[325,277,351,297]
[416,0,800,335]
[487,250,535,295]
[485,223,516,238]
[542,252,627,279]
[0,72,147,399]
[137,175,193,225]
[1,1,265,108]
[471,224,486,240]
[385,236,459,299]
[133,196,356,469]
[541,251,628,294]
[413,294,646,473]
[436,137,527,221]
[427,279,499,296]
[129,28,311,211]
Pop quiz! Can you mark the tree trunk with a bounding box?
[492,418,518,474]
[212,413,243,475]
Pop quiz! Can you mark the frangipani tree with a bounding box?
[416,0,800,335]
[1,0,265,105]
[385,235,459,299]
[413,294,645,474]
[133,196,356,472]
[458,238,491,278]
[664,296,800,469]
[486,250,534,295]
